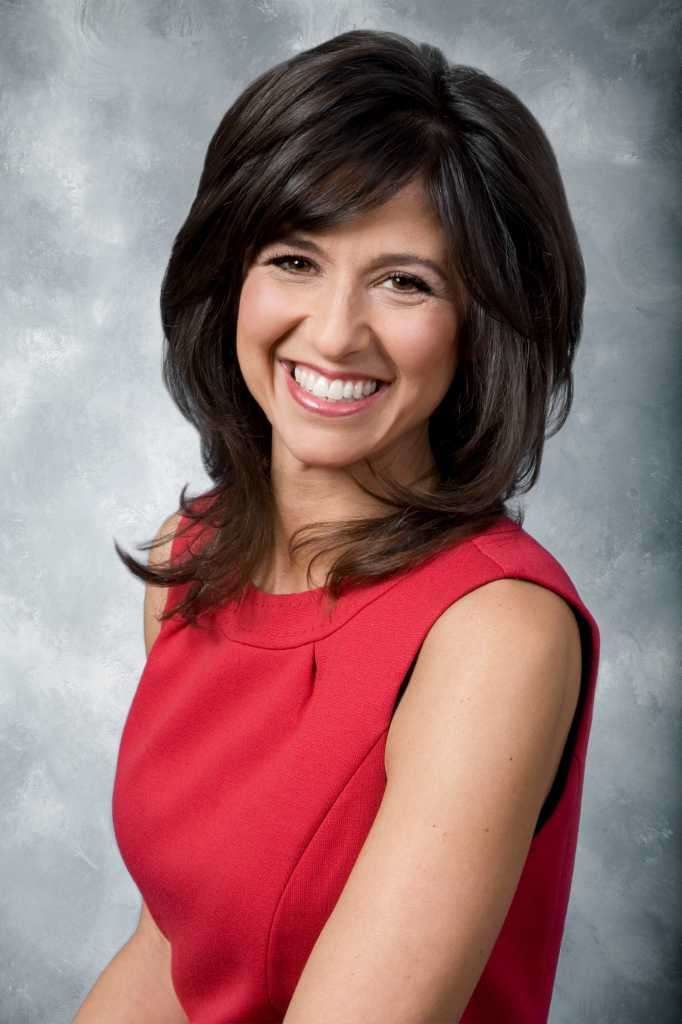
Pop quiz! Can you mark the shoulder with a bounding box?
[385,576,582,781]
[147,511,184,570]
[143,511,184,655]
[430,575,580,653]
[468,520,576,594]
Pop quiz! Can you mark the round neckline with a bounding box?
[216,571,406,647]
[208,515,520,648]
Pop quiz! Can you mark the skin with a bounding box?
[235,176,464,593]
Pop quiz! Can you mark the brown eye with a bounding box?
[267,253,314,273]
[384,272,432,294]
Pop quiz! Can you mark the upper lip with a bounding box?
[279,358,391,384]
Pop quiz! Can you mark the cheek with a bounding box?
[237,275,292,344]
[391,307,458,384]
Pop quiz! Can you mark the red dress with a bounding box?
[112,511,601,1023]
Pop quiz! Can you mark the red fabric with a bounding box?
[112,511,601,1023]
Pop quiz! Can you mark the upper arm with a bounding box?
[136,898,170,947]
[282,578,582,1024]
[143,511,182,657]
[127,901,189,1023]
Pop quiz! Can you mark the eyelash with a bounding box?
[265,252,433,295]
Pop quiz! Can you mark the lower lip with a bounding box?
[279,360,392,418]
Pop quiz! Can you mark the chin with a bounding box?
[283,439,371,470]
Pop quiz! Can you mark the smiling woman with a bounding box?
[92,26,601,1024]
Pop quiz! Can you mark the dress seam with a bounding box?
[264,725,391,1014]
[470,535,509,573]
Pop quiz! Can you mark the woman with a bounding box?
[76,28,600,1024]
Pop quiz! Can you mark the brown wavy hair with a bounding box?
[114,28,586,627]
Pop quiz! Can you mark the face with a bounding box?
[235,177,463,486]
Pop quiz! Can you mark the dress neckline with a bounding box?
[218,574,396,647]
[189,515,520,649]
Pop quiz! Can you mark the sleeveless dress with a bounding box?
[112,510,601,1023]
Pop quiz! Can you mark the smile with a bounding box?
[278,359,392,419]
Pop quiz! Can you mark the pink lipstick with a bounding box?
[278,359,392,419]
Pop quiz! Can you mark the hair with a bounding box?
[114,27,586,628]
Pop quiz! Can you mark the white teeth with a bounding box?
[292,364,380,402]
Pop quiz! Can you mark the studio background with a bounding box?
[1,2,679,1022]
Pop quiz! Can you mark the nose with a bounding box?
[307,280,373,364]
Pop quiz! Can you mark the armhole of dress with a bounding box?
[389,567,596,840]
[158,494,221,635]
[532,602,594,837]
[157,512,190,632]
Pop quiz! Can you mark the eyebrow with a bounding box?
[269,232,450,284]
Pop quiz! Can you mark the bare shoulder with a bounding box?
[143,511,183,657]
[385,576,583,780]
[431,576,582,655]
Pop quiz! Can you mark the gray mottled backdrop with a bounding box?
[2,2,679,1022]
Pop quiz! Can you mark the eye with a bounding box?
[266,252,315,274]
[265,252,433,296]
[383,271,432,295]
